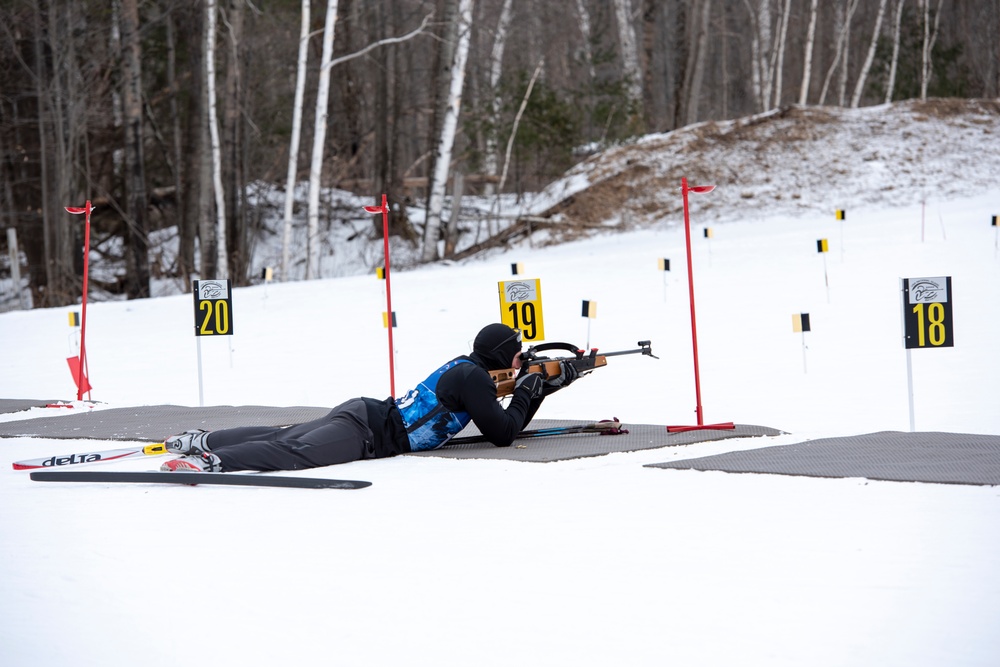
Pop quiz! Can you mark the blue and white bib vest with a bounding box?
[395,359,472,451]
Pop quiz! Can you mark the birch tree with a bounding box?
[744,0,774,112]
[850,0,888,107]
[281,0,310,281]
[613,0,643,107]
[306,0,339,279]
[205,0,228,278]
[421,0,474,262]
[574,0,595,83]
[920,0,944,100]
[482,0,514,195]
[884,0,906,103]
[818,0,860,106]
[798,0,819,105]
[772,0,792,107]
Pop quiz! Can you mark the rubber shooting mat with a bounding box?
[0,399,62,415]
[646,431,1000,486]
[413,422,782,462]
[0,403,330,442]
[0,402,782,462]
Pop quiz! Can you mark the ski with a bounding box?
[29,470,371,490]
[13,443,168,470]
[445,419,627,446]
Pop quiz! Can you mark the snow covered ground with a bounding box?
[2,106,1000,665]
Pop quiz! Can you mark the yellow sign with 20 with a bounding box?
[498,278,545,342]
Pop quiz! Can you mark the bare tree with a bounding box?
[206,0,228,279]
[744,0,774,112]
[482,0,514,195]
[682,0,712,125]
[819,0,860,106]
[772,0,792,107]
[422,0,474,262]
[164,11,192,289]
[884,0,906,103]
[306,0,339,279]
[281,0,310,282]
[799,0,819,105]
[920,0,945,100]
[574,0,595,83]
[120,0,150,299]
[851,0,888,107]
[222,0,248,284]
[613,0,643,107]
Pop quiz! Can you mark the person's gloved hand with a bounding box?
[544,360,579,388]
[514,372,544,399]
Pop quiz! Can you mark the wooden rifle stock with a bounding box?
[489,340,655,398]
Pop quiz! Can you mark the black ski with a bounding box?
[445,419,627,446]
[30,470,371,489]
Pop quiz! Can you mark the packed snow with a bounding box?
[2,103,1000,666]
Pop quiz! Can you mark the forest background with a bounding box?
[1,0,997,309]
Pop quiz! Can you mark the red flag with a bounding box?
[66,356,93,394]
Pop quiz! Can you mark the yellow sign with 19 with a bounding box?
[498,278,545,342]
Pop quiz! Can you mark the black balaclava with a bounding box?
[471,323,522,370]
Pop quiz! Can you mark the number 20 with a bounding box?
[199,300,230,335]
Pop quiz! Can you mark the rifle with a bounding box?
[489,340,657,397]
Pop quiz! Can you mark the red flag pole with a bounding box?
[681,178,704,425]
[667,179,733,433]
[65,201,93,401]
[364,195,395,397]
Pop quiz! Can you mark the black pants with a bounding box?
[205,398,376,472]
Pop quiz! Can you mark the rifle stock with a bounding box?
[489,340,655,398]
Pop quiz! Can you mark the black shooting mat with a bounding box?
[645,431,1000,486]
[409,422,783,462]
[0,404,330,442]
[0,399,62,415]
[0,404,782,462]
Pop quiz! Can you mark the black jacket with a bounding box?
[363,396,411,457]
[433,353,543,447]
[365,350,545,456]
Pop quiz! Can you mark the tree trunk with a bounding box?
[223,0,246,284]
[421,0,474,262]
[282,0,310,282]
[837,7,851,106]
[120,0,151,299]
[205,0,228,279]
[884,0,906,103]
[166,12,192,289]
[574,0,595,83]
[798,0,819,105]
[756,0,774,111]
[851,0,888,108]
[613,0,643,108]
[772,0,791,108]
[32,0,55,304]
[920,0,944,100]
[819,0,859,106]
[482,0,513,195]
[306,0,340,279]
[683,0,712,126]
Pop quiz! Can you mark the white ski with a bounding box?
[12,443,168,470]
